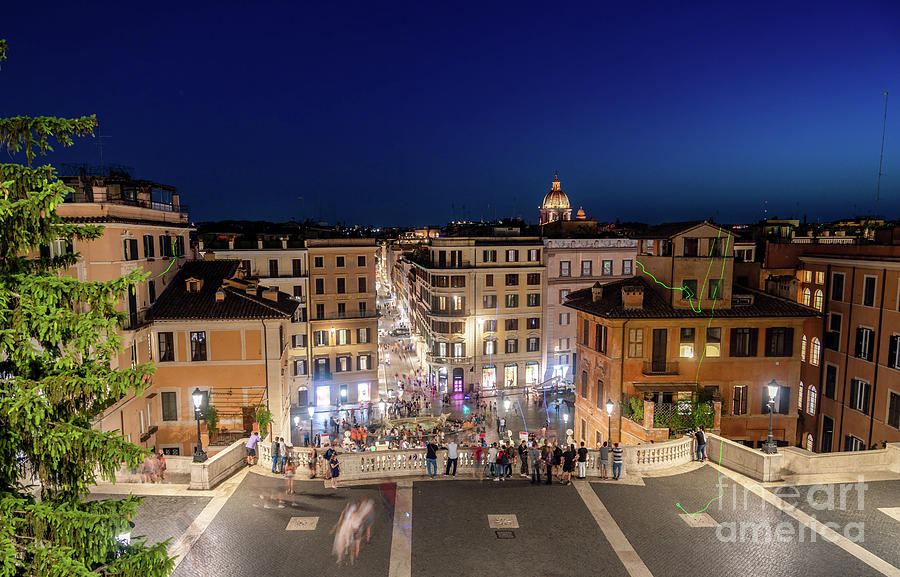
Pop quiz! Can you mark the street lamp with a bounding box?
[191,388,208,463]
[605,398,615,444]
[763,379,779,454]
[563,412,569,425]
[307,405,315,445]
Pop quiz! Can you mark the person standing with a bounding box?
[487,443,498,479]
[611,442,623,480]
[324,446,335,480]
[329,452,340,489]
[284,457,297,494]
[270,437,281,473]
[561,444,576,485]
[425,439,438,478]
[541,443,552,485]
[695,427,707,462]
[245,431,260,467]
[445,439,458,476]
[279,438,288,474]
[576,442,588,479]
[528,442,542,484]
[518,440,529,477]
[309,447,318,479]
[599,441,610,480]
[551,443,563,483]
[156,450,167,482]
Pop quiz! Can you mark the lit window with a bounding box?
[679,327,695,358]
[813,289,824,311]
[810,338,821,366]
[801,335,807,362]
[801,288,811,306]
[798,381,804,410]
[805,433,814,451]
[815,271,825,284]
[807,385,817,415]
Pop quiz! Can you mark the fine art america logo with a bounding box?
[713,478,868,543]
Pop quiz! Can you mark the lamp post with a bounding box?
[191,388,207,463]
[293,415,300,446]
[605,398,615,444]
[763,379,779,454]
[307,405,315,446]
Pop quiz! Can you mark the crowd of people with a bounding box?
[128,450,168,483]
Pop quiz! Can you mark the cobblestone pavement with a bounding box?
[87,493,211,547]
[769,478,900,570]
[594,466,889,577]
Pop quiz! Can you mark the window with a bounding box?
[268,259,279,277]
[505,294,519,308]
[803,270,812,283]
[143,235,155,258]
[855,327,874,361]
[815,271,825,284]
[483,320,496,332]
[863,276,876,307]
[483,250,497,263]
[810,338,821,366]
[161,391,177,421]
[452,342,465,357]
[355,277,366,293]
[559,289,570,303]
[451,275,465,288]
[240,259,251,275]
[315,303,325,319]
[682,279,698,301]
[732,385,748,415]
[709,279,723,300]
[805,434,814,452]
[190,331,207,361]
[506,250,519,262]
[336,256,345,268]
[337,303,346,317]
[628,328,643,357]
[559,338,570,350]
[801,335,807,362]
[485,274,494,287]
[705,327,721,357]
[148,280,156,304]
[889,336,900,369]
[559,312,570,325]
[801,288,811,306]
[335,356,351,372]
[314,256,323,268]
[436,342,448,357]
[292,333,307,348]
[824,364,837,399]
[356,327,371,343]
[527,293,540,307]
[336,278,346,294]
[527,273,540,285]
[844,435,864,452]
[123,238,139,261]
[293,285,303,299]
[526,337,540,352]
[527,317,540,330]
[357,355,371,371]
[888,391,900,429]
[506,339,518,354]
[484,339,497,355]
[831,272,845,301]
[336,329,351,345]
[484,294,497,308]
[293,359,308,376]
[506,274,519,286]
[595,324,607,353]
[357,255,366,267]
[813,289,824,311]
[601,260,612,276]
[849,379,871,414]
[560,261,571,277]
[583,319,590,346]
[315,278,324,294]
[683,238,699,257]
[798,381,804,411]
[826,313,842,350]
[314,330,328,346]
[451,296,465,312]
[581,371,588,397]
[595,380,605,409]
[292,259,303,276]
[581,260,593,276]
[158,235,171,258]
[680,328,695,358]
[623,260,633,275]
[505,318,519,331]
[765,327,793,357]
[730,328,758,357]
[528,249,540,261]
[158,332,174,362]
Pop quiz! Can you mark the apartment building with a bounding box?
[307,239,379,407]
[797,253,900,453]
[407,235,545,394]
[565,221,819,447]
[542,237,638,383]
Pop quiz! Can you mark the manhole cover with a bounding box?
[495,530,515,539]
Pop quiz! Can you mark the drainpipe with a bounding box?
[867,268,887,449]
[262,319,270,438]
[619,318,631,443]
[816,262,831,451]
[837,267,856,450]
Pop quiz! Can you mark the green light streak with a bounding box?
[675,439,725,517]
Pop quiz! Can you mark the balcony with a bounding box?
[642,361,679,375]
[426,353,473,365]
[312,311,379,321]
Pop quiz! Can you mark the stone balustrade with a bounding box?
[190,438,248,490]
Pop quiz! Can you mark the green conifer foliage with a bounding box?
[0,40,173,576]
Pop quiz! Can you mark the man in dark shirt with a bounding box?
[518,440,529,477]
[561,444,576,485]
[576,442,589,479]
[426,439,439,478]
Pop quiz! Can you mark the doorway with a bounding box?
[651,329,667,372]
[452,368,464,393]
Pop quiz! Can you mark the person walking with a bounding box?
[324,446,335,480]
[561,444,576,485]
[576,442,588,479]
[329,452,340,489]
[528,442,542,484]
[284,457,297,494]
[245,431,260,467]
[518,440,529,477]
[599,441,610,480]
[425,439,438,478]
[444,439,458,476]
[488,443,499,479]
[271,437,282,473]
[611,442,624,480]
[309,447,318,478]
[695,427,707,462]
[156,450,167,482]
[551,443,563,483]
[279,438,288,474]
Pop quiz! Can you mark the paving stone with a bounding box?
[87,493,211,547]
[486,513,519,528]
[286,516,319,530]
[679,512,719,527]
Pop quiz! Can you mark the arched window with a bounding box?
[801,287,811,306]
[801,335,807,362]
[805,433,814,452]
[814,289,824,311]
[807,385,817,415]
[798,381,804,410]
[810,338,821,366]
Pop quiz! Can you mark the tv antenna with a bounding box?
[875,91,889,218]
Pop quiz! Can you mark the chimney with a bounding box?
[622,285,644,310]
[262,287,279,301]
[215,289,225,302]
[198,238,205,251]
[281,237,288,249]
[591,282,603,303]
[257,238,264,249]
[228,237,235,250]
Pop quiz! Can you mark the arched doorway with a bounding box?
[452,368,464,393]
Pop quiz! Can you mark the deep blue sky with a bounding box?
[3,1,898,225]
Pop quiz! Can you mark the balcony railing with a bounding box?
[425,353,472,364]
[642,361,679,375]
[312,311,378,321]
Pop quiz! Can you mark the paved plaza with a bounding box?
[93,461,900,577]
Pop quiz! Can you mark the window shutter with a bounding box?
[779,386,790,414]
[784,328,794,356]
[855,328,864,358]
[862,382,871,415]
[890,336,899,368]
[733,386,741,414]
[730,329,739,356]
[749,329,758,356]
[849,380,859,410]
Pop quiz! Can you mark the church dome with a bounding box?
[541,173,570,210]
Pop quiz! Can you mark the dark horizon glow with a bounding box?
[3,1,898,226]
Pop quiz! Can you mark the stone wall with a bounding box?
[189,438,248,490]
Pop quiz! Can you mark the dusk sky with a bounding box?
[3,1,898,225]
